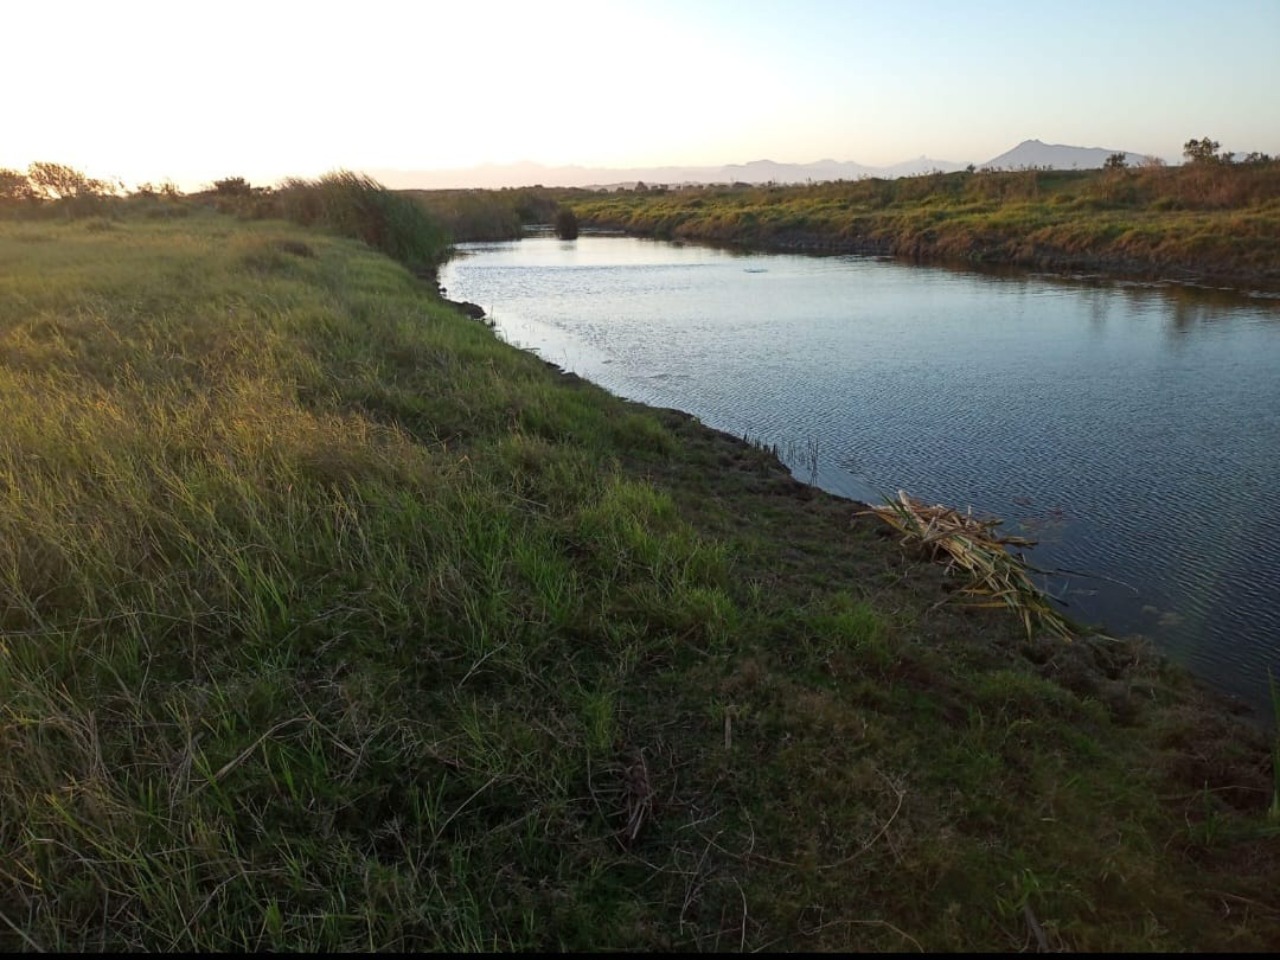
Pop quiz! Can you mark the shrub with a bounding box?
[554,207,580,240]
[0,168,32,204]
[213,176,253,197]
[1183,137,1221,165]
[26,161,114,202]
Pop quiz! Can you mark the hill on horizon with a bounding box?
[981,139,1150,171]
[371,139,1154,190]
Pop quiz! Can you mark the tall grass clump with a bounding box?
[276,171,449,271]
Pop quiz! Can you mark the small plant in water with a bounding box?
[779,436,820,485]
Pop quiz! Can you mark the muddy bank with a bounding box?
[417,268,489,320]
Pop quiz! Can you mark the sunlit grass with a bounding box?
[0,214,718,949]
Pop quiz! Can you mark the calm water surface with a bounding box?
[440,236,1280,718]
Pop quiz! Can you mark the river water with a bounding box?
[440,235,1280,719]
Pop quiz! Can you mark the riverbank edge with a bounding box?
[570,222,1280,292]
[489,307,1272,726]
[438,275,1280,948]
[433,259,1272,732]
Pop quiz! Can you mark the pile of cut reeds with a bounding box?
[866,490,1074,641]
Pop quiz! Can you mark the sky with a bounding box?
[3,0,1278,190]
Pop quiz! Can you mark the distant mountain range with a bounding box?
[371,139,1157,191]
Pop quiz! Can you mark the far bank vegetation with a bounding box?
[564,142,1280,284]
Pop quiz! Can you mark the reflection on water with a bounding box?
[441,237,1280,720]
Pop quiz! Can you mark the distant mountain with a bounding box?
[877,155,970,177]
[370,154,966,191]
[369,140,1158,191]
[980,139,1148,171]
[713,158,875,183]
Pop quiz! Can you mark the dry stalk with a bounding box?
[864,490,1074,641]
[622,750,654,845]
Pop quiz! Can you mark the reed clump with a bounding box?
[274,171,450,271]
[867,491,1075,641]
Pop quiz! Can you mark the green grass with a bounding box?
[567,163,1280,284]
[0,211,1277,950]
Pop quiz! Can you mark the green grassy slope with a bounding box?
[0,213,1276,950]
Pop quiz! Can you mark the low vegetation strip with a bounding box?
[0,208,1277,951]
[568,161,1280,286]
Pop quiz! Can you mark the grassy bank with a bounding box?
[1,209,1278,951]
[568,163,1280,286]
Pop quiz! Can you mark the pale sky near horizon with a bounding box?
[3,0,1278,189]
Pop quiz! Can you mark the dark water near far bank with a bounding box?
[441,237,1280,720]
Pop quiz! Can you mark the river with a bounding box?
[439,235,1280,719]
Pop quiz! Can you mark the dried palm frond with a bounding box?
[865,490,1074,641]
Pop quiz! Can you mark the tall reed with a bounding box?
[275,171,450,271]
